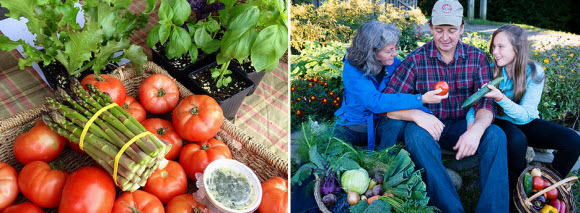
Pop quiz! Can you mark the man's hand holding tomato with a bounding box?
[405,81,450,141]
[422,81,449,104]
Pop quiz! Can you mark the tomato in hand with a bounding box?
[139,73,179,114]
[59,166,116,213]
[142,118,183,160]
[258,177,289,213]
[112,190,164,213]
[173,94,223,142]
[435,81,449,96]
[81,74,127,106]
[123,96,147,122]
[143,160,187,204]
[179,139,232,180]
[166,194,208,213]
[13,120,67,164]
[19,161,69,208]
[0,162,18,211]
[2,202,43,213]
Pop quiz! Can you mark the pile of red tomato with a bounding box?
[0,73,288,213]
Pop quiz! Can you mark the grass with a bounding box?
[458,168,480,212]
[569,170,580,210]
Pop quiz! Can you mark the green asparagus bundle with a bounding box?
[41,78,171,192]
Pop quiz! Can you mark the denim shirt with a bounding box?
[334,57,429,149]
[467,63,545,126]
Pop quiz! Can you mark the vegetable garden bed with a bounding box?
[0,61,288,212]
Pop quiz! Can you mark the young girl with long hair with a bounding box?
[467,25,580,185]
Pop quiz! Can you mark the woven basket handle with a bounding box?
[525,176,578,204]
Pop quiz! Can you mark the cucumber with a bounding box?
[461,77,505,108]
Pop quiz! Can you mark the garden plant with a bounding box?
[0,0,148,89]
[147,0,288,88]
[291,0,580,211]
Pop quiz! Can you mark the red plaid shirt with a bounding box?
[384,40,496,120]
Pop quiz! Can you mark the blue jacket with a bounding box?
[334,57,430,149]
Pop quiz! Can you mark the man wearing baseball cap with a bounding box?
[383,0,509,212]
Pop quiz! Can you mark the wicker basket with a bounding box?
[314,174,333,213]
[0,62,288,212]
[514,166,577,213]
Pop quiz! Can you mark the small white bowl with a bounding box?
[202,159,262,213]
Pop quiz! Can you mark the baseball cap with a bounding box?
[431,0,463,26]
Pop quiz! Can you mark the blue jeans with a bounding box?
[333,118,407,150]
[495,118,580,182]
[404,120,509,213]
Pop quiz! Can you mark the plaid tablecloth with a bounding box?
[0,0,288,160]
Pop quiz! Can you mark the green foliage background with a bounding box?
[418,0,580,35]
[291,0,427,53]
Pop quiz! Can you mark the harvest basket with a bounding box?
[0,62,288,212]
[314,174,333,213]
[514,166,577,212]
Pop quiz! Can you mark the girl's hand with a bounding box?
[422,89,449,104]
[483,85,504,100]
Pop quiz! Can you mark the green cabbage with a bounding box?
[340,168,370,194]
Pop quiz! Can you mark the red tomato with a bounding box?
[66,140,86,155]
[435,81,449,96]
[179,139,232,180]
[59,166,116,213]
[546,187,558,200]
[13,120,67,164]
[81,74,127,106]
[0,162,18,211]
[545,180,551,188]
[142,118,183,160]
[258,177,289,213]
[112,190,164,213]
[123,96,147,122]
[19,161,68,208]
[139,73,179,114]
[2,202,44,213]
[533,176,545,190]
[172,95,223,142]
[166,194,208,213]
[143,160,187,204]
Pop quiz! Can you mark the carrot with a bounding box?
[367,195,379,204]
